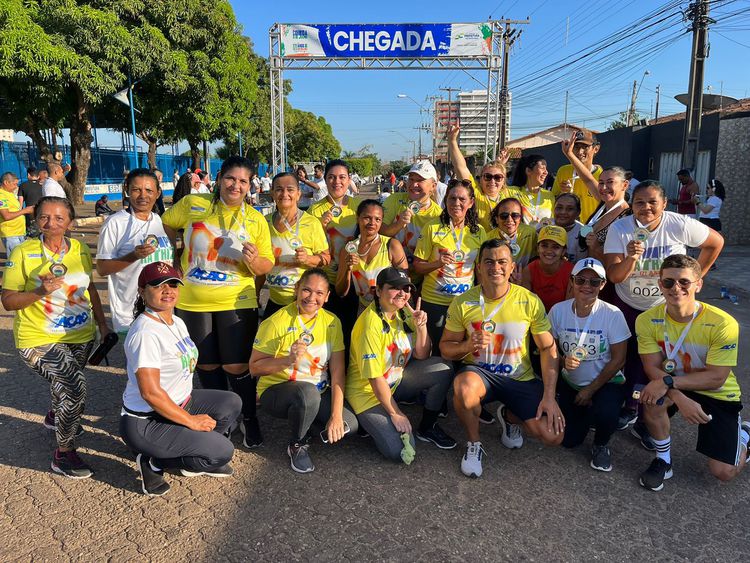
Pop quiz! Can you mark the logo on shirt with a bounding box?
[720,343,737,350]
[362,353,376,360]
[190,206,207,212]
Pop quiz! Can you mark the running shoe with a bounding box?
[416,423,457,449]
[43,411,84,437]
[741,420,750,464]
[240,417,263,449]
[497,403,523,448]
[180,464,234,478]
[288,442,315,473]
[631,420,657,451]
[616,408,638,430]
[639,458,673,491]
[461,441,486,478]
[479,406,496,425]
[590,445,613,472]
[50,449,93,479]
[136,454,170,497]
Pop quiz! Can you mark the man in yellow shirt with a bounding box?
[0,172,34,256]
[635,254,748,492]
[552,129,602,223]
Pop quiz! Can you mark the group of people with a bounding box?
[0,130,744,498]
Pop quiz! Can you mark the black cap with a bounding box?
[376,267,416,293]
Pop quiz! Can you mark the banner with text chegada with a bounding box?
[280,23,492,58]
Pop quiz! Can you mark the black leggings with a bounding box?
[176,307,258,366]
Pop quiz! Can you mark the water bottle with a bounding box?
[720,286,728,298]
[729,294,739,305]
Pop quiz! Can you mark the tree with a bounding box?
[285,109,341,163]
[607,111,648,130]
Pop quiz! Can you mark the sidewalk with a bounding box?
[703,244,750,298]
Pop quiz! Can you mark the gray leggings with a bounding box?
[356,356,453,462]
[259,382,359,443]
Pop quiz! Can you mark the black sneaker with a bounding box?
[44,411,84,438]
[136,454,170,497]
[288,442,315,473]
[639,458,673,491]
[241,417,263,449]
[479,406,495,425]
[630,421,656,451]
[616,408,638,430]
[416,423,458,450]
[180,464,234,478]
[590,444,612,472]
[51,449,93,479]
[742,420,750,464]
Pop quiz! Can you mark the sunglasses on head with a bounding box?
[496,212,522,221]
[571,276,604,287]
[448,179,473,188]
[483,173,505,182]
[661,278,697,289]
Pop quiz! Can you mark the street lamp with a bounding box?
[628,70,651,126]
[396,94,431,159]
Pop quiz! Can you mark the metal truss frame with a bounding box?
[269,22,503,171]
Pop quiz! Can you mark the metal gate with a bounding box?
[658,150,711,204]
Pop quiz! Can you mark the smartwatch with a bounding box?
[663,375,675,389]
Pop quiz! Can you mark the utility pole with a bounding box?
[681,0,711,171]
[497,18,529,154]
[439,86,460,166]
[426,95,439,161]
[654,85,661,123]
[627,80,638,127]
[563,91,569,135]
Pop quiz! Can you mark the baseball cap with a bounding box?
[138,262,184,288]
[376,267,417,293]
[538,225,567,247]
[573,129,598,146]
[407,160,438,183]
[571,258,606,279]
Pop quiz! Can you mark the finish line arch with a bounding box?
[268,22,504,172]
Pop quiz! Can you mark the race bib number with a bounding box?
[558,330,605,361]
[629,276,662,298]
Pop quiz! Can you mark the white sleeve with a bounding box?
[603,219,628,254]
[683,215,710,247]
[126,328,164,371]
[548,304,561,339]
[606,307,632,345]
[96,216,122,259]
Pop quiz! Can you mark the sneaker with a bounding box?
[180,464,234,478]
[479,406,496,425]
[639,458,673,491]
[461,441,486,478]
[240,417,263,449]
[288,442,315,473]
[136,454,170,497]
[497,404,523,449]
[590,444,613,472]
[43,411,84,438]
[50,449,93,479]
[741,420,750,463]
[616,409,638,430]
[416,423,457,449]
[631,421,656,451]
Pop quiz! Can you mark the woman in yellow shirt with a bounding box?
[1,196,111,479]
[250,268,357,473]
[335,199,407,314]
[510,154,554,227]
[345,267,456,463]
[260,172,330,319]
[162,156,274,449]
[487,197,538,281]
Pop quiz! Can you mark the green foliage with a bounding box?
[607,111,647,130]
[347,157,379,177]
[285,108,341,163]
[383,160,410,177]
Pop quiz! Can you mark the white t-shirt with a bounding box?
[260,177,272,193]
[311,177,328,202]
[42,178,66,198]
[435,181,448,207]
[564,221,587,263]
[549,298,631,387]
[251,177,261,194]
[699,195,722,220]
[603,211,709,310]
[96,210,173,333]
[123,313,198,413]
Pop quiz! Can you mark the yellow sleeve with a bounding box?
[307,215,329,255]
[78,240,94,272]
[250,209,274,262]
[529,293,552,334]
[329,315,345,353]
[551,165,572,197]
[413,223,434,260]
[253,315,285,356]
[635,310,662,355]
[358,326,386,380]
[382,194,402,224]
[706,315,739,367]
[161,194,191,230]
[3,245,29,291]
[444,297,465,333]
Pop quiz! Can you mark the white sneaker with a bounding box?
[497,404,523,449]
[461,441,486,478]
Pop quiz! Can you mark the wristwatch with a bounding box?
[663,375,675,389]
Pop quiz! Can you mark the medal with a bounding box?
[571,346,588,361]
[345,240,358,254]
[662,358,676,373]
[330,205,342,218]
[634,227,650,242]
[453,250,465,262]
[289,237,302,250]
[144,234,159,249]
[482,320,496,333]
[407,201,421,214]
[580,225,593,237]
[509,242,520,256]
[50,263,67,277]
[300,332,314,346]
[396,353,406,367]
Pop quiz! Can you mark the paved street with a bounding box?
[0,201,748,561]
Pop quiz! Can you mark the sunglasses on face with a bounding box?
[661,278,697,289]
[571,276,604,287]
[496,212,522,221]
[483,173,505,182]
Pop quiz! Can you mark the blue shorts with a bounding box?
[459,365,544,422]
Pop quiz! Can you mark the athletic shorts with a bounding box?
[672,391,743,466]
[177,308,258,366]
[459,365,543,422]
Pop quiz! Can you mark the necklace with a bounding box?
[356,235,379,258]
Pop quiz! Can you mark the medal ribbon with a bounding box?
[663,305,700,363]
[296,310,319,341]
[40,235,68,266]
[279,210,301,240]
[449,221,465,254]
[479,288,510,364]
[528,188,542,222]
[218,198,248,238]
[572,301,596,352]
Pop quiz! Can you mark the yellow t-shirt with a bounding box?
[466,174,515,233]
[636,303,741,402]
[414,221,487,306]
[508,186,554,226]
[445,284,550,381]
[161,194,273,311]
[382,193,442,258]
[350,235,393,307]
[308,196,361,283]
[487,223,538,270]
[0,189,26,238]
[552,164,603,223]
[254,304,344,397]
[346,303,416,414]
[4,238,96,348]
[266,211,329,306]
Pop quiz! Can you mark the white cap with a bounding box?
[571,257,606,279]
[407,160,438,182]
